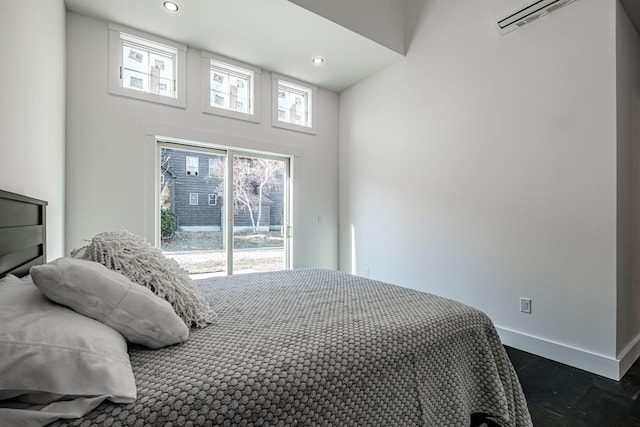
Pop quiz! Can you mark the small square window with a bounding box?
[121,39,175,97]
[186,156,199,176]
[201,52,261,123]
[208,194,218,206]
[272,74,316,134]
[189,193,198,205]
[109,23,186,108]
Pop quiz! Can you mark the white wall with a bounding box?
[616,0,640,377]
[66,12,339,270]
[339,0,621,378]
[288,0,406,55]
[0,0,66,260]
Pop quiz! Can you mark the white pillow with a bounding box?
[30,258,189,349]
[72,230,216,328]
[0,274,136,425]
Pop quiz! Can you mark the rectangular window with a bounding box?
[121,34,175,97]
[201,52,261,123]
[186,156,199,176]
[278,86,308,126]
[272,74,316,134]
[189,193,198,205]
[208,194,218,206]
[109,23,186,108]
[210,65,250,113]
[208,159,215,176]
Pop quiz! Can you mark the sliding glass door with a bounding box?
[230,154,288,274]
[158,142,290,276]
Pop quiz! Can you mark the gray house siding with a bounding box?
[161,149,283,232]
[269,192,283,229]
[162,150,223,231]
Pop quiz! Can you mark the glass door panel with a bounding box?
[159,145,227,276]
[231,154,288,274]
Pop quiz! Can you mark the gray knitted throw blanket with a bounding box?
[72,231,216,328]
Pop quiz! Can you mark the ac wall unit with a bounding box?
[492,0,578,35]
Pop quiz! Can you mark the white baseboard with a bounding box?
[618,332,640,378]
[496,326,624,380]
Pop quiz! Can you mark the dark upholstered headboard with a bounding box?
[0,190,47,278]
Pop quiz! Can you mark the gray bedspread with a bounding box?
[50,268,532,426]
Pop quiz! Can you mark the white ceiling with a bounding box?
[64,0,405,93]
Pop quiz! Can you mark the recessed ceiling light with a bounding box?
[163,1,179,12]
[312,56,324,65]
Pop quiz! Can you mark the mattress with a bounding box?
[49,268,532,426]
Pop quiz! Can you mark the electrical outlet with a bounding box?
[520,297,532,314]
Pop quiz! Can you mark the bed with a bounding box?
[0,190,532,426]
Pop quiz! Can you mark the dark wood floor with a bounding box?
[506,346,640,426]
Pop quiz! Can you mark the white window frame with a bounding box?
[186,156,199,176]
[155,139,293,274]
[109,23,187,108]
[271,73,316,135]
[189,193,198,205]
[208,194,218,206]
[201,51,261,123]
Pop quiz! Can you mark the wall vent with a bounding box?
[493,0,579,35]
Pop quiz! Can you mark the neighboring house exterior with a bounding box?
[161,149,283,232]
